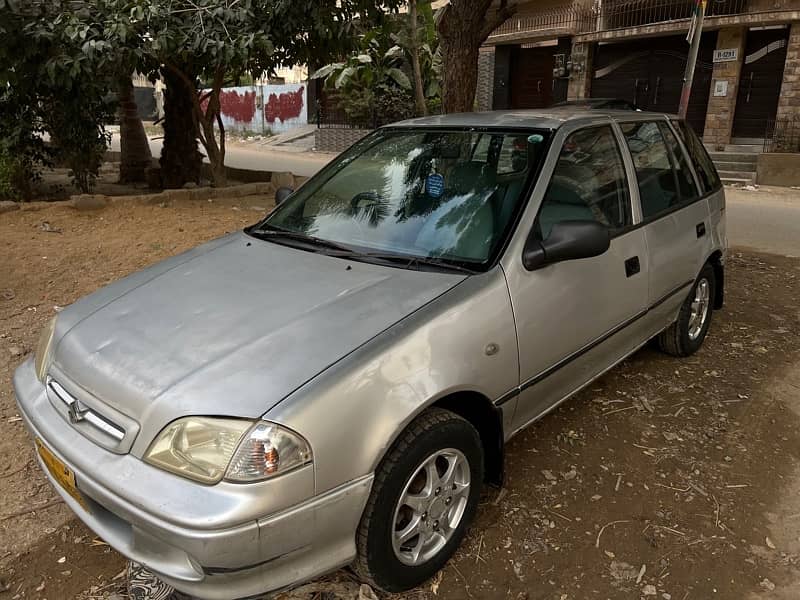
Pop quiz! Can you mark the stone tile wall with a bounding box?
[703,26,746,148]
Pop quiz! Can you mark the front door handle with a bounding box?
[696,222,706,238]
[625,256,640,278]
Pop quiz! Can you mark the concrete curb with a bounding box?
[69,181,275,211]
[70,182,275,211]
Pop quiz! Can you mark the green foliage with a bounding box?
[0,1,116,195]
[314,33,411,92]
[390,1,441,99]
[91,0,402,185]
[48,94,114,193]
[0,0,404,191]
[313,3,442,124]
[0,150,20,201]
[375,87,416,124]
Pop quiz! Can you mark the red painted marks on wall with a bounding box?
[218,90,257,124]
[265,86,305,124]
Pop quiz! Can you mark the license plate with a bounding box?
[36,438,89,511]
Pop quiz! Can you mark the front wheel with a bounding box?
[353,408,484,593]
[658,263,716,357]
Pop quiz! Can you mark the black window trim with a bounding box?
[663,119,705,200]
[531,122,634,242]
[658,120,706,215]
[656,121,694,205]
[615,117,721,232]
[669,118,723,196]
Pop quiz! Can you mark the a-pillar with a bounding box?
[703,26,746,149]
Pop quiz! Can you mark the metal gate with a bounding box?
[732,27,789,140]
[591,33,717,134]
[509,45,556,109]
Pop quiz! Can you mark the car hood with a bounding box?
[51,232,463,436]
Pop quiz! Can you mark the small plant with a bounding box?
[0,145,38,201]
[313,28,415,127]
[0,150,17,200]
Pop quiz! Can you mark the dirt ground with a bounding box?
[1,198,799,600]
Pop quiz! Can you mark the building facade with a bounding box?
[476,0,800,149]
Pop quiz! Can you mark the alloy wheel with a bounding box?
[688,277,710,341]
[391,448,471,566]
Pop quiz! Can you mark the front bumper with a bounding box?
[13,359,373,599]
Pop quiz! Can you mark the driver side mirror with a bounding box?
[523,220,610,271]
[275,186,294,205]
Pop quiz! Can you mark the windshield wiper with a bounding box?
[328,250,477,275]
[248,225,356,254]
[250,226,476,275]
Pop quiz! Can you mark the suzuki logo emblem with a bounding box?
[67,400,88,424]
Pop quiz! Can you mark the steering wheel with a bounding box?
[350,191,385,212]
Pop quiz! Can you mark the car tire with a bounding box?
[353,407,484,593]
[657,263,716,357]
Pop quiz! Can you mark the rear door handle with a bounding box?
[625,256,640,278]
[696,222,706,238]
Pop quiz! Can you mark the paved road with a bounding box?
[108,133,335,178]
[726,186,800,257]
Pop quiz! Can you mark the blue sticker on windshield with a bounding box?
[528,134,544,144]
[426,173,444,198]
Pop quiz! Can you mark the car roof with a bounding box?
[388,107,677,130]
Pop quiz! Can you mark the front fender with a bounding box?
[266,267,519,495]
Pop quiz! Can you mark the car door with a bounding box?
[618,120,708,327]
[502,123,650,433]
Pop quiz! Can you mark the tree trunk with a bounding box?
[195,79,227,188]
[209,159,227,187]
[441,38,480,113]
[409,0,428,117]
[437,0,516,114]
[117,76,152,184]
[160,66,202,189]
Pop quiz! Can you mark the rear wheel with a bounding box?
[658,263,715,357]
[353,408,483,593]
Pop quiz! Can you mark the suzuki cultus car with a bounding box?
[15,109,725,599]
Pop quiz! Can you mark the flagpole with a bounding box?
[678,0,706,119]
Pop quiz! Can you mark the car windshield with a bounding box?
[257,128,549,270]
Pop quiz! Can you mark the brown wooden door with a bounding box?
[732,28,789,139]
[509,46,555,109]
[592,34,716,135]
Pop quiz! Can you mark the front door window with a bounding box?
[536,125,632,239]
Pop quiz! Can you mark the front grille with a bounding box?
[45,375,138,454]
[48,378,126,441]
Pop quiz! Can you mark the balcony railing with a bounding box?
[487,6,593,40]
[488,0,752,40]
[591,0,749,33]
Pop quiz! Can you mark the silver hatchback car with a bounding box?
[14,109,725,599]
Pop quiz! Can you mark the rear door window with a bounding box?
[672,119,722,194]
[620,121,682,220]
[659,122,700,202]
[536,125,631,240]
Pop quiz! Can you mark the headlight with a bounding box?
[144,418,312,484]
[34,316,57,382]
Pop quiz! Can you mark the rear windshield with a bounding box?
[671,120,722,194]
